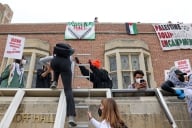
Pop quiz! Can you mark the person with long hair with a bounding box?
[88,98,128,128]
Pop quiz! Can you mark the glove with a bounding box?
[175,89,185,100]
[177,93,185,100]
[175,89,183,96]
[75,57,80,64]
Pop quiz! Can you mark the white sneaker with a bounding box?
[50,81,57,89]
[68,120,77,127]
[68,116,77,127]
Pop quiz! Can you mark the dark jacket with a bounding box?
[36,69,51,88]
[161,80,176,94]
[79,64,112,88]
[161,67,187,94]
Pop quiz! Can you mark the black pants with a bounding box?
[51,56,76,116]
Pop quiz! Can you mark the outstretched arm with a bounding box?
[39,56,53,65]
[161,80,175,94]
[79,66,94,82]
[88,111,101,128]
[75,57,94,82]
[41,65,52,77]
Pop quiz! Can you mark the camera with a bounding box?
[136,78,145,84]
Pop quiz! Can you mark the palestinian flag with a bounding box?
[125,23,138,35]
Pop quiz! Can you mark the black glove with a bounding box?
[75,57,80,64]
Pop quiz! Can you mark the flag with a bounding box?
[125,23,138,35]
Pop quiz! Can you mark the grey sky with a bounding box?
[1,0,191,23]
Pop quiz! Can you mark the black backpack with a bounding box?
[53,43,74,57]
[99,69,113,89]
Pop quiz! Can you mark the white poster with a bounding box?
[174,59,191,75]
[4,35,25,59]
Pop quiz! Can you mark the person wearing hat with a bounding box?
[161,67,187,99]
[75,57,112,89]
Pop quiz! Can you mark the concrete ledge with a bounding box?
[0,88,179,97]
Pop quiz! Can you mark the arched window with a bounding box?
[104,39,156,89]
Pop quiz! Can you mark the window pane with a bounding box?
[109,56,117,71]
[110,73,118,89]
[34,55,45,88]
[23,55,31,70]
[23,72,28,88]
[131,55,139,70]
[32,73,37,88]
[122,72,131,88]
[121,55,129,70]
[146,73,151,88]
[35,55,46,70]
[144,56,149,71]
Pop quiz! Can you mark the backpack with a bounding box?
[99,69,113,89]
[53,43,75,57]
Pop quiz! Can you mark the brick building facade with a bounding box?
[0,23,192,88]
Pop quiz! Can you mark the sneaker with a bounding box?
[68,116,77,127]
[68,120,77,127]
[50,81,57,89]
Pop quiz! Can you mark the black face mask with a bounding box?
[98,108,102,117]
[178,75,185,82]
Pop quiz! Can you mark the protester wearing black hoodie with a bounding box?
[75,57,112,89]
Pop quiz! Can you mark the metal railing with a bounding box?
[0,88,182,128]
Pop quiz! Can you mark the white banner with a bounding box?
[65,22,95,39]
[153,23,192,51]
[4,35,25,59]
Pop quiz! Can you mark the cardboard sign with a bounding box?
[4,35,25,59]
[174,59,191,74]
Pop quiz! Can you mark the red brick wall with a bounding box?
[0,23,192,87]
